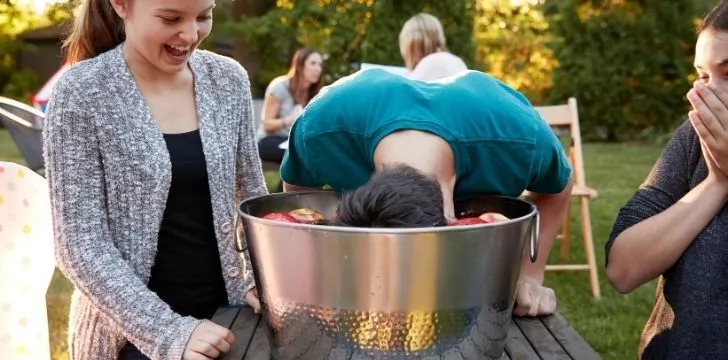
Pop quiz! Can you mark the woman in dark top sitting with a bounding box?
[606,1,728,358]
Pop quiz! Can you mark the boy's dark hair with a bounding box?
[699,0,728,33]
[335,164,448,228]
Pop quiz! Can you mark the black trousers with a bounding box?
[258,135,287,193]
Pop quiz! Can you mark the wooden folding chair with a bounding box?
[0,97,45,175]
[534,97,600,299]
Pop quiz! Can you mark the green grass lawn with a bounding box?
[0,128,663,360]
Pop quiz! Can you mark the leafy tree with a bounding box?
[475,0,554,104]
[543,0,698,141]
[0,1,47,100]
[45,0,79,23]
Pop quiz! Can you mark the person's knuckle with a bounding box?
[203,343,217,355]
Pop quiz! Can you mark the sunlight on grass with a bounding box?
[0,128,664,360]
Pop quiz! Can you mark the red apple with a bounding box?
[448,217,487,226]
[288,208,327,224]
[478,212,510,223]
[262,212,299,223]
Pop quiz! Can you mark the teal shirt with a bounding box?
[280,69,572,199]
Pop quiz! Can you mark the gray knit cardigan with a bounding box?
[42,45,268,360]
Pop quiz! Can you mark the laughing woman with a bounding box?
[43,0,267,359]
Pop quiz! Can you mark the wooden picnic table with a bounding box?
[211,305,600,360]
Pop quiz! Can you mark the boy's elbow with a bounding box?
[557,178,574,200]
[526,178,573,204]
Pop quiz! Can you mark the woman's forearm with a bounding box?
[262,116,289,133]
[607,178,728,293]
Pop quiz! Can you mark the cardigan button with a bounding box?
[221,222,232,234]
[227,267,240,277]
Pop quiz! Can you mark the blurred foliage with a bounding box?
[475,0,554,105]
[542,0,698,141]
[45,0,79,23]
[0,0,48,101]
[211,0,475,96]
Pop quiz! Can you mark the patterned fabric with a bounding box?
[42,45,268,360]
[0,162,54,360]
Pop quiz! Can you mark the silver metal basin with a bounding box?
[238,190,538,360]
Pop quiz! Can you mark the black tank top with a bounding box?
[147,129,228,320]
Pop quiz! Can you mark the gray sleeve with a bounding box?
[43,74,201,360]
[265,77,291,102]
[232,64,269,296]
[605,121,696,265]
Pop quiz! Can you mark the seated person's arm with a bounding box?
[261,81,297,134]
[606,122,726,293]
[280,121,325,192]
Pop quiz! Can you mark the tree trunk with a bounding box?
[233,0,276,97]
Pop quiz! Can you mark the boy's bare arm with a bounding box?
[522,176,574,282]
[282,181,324,192]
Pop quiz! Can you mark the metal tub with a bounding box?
[238,191,538,359]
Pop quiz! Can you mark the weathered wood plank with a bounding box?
[244,316,271,360]
[540,314,600,360]
[504,322,540,360]
[211,306,241,329]
[514,316,569,359]
[222,309,260,360]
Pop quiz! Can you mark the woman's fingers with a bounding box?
[190,338,221,359]
[689,88,724,139]
[701,81,728,114]
[692,83,728,131]
[205,326,235,353]
[689,110,719,149]
[182,350,211,360]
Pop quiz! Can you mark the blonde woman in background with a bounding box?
[399,13,468,81]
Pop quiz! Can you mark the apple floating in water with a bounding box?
[478,212,510,223]
[288,208,327,224]
[447,212,510,226]
[448,217,487,226]
[261,212,299,223]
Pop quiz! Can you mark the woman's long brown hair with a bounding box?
[62,0,126,64]
[287,47,323,106]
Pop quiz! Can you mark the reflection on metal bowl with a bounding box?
[238,191,539,359]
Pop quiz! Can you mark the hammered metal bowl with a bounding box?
[238,191,538,360]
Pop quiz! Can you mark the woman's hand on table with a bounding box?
[245,287,261,314]
[182,320,235,360]
[512,275,556,317]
